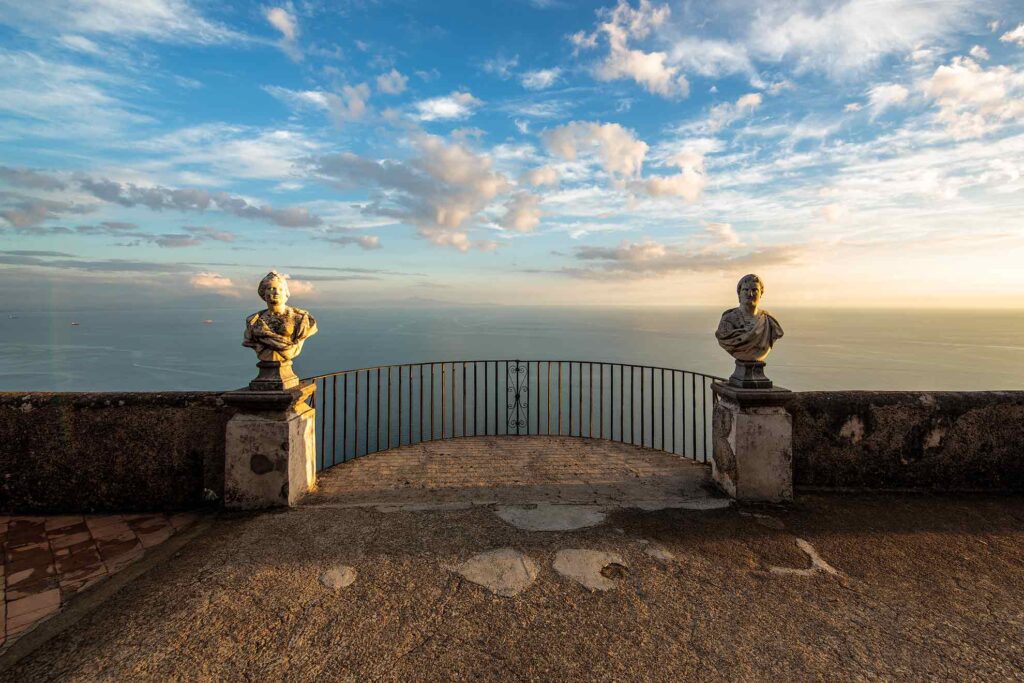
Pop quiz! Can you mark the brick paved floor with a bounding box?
[0,512,199,651]
[307,436,714,507]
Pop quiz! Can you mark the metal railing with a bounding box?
[304,361,724,471]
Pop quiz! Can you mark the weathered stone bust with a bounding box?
[243,271,318,390]
[716,274,783,388]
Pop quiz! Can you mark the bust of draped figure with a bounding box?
[243,271,318,390]
[715,274,783,388]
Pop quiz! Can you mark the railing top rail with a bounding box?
[303,359,727,383]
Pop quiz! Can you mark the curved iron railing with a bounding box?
[304,361,725,471]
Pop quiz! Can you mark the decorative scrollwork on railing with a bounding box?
[506,361,529,433]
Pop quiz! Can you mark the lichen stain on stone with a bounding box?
[924,426,945,450]
[838,415,865,444]
[251,453,274,474]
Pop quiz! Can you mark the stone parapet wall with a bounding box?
[788,391,1024,492]
[0,392,235,513]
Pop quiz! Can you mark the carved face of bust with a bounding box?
[260,277,289,308]
[737,275,763,311]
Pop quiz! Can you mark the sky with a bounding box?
[0,0,1022,310]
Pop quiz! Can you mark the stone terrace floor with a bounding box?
[1,512,199,652]
[307,435,717,508]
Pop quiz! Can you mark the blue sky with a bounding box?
[0,0,1023,309]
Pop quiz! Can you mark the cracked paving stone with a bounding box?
[553,549,628,591]
[454,548,538,597]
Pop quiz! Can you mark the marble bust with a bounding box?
[716,274,783,388]
[243,271,317,390]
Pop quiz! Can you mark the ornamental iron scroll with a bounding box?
[506,361,529,434]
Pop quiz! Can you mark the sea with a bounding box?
[0,306,1022,393]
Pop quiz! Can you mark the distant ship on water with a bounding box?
[203,319,215,324]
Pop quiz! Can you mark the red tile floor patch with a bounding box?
[0,512,199,650]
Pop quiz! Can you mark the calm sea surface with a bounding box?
[0,306,1021,392]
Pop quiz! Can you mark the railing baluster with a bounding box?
[660,368,665,452]
[599,363,604,440]
[462,362,467,438]
[493,361,498,435]
[408,366,413,445]
[588,363,593,439]
[672,370,677,455]
[556,362,562,435]
[701,375,708,462]
[331,375,337,466]
[364,370,370,455]
[342,374,348,461]
[430,363,435,440]
[568,362,573,436]
[618,364,624,443]
[484,361,489,435]
[546,362,552,435]
[354,372,360,457]
[691,373,697,460]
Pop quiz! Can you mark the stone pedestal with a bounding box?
[222,383,316,509]
[249,359,299,391]
[711,383,793,502]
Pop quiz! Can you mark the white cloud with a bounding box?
[414,91,482,121]
[1001,24,1024,46]
[265,7,297,41]
[745,0,980,77]
[499,192,542,232]
[922,57,1024,138]
[482,54,519,79]
[190,271,236,293]
[581,0,688,97]
[57,34,101,54]
[139,123,320,182]
[844,102,863,113]
[703,221,741,248]
[0,50,150,141]
[543,121,648,180]
[263,85,330,112]
[520,68,562,90]
[969,45,990,61]
[521,165,561,187]
[0,0,242,44]
[312,132,511,250]
[866,83,909,117]
[636,151,705,202]
[376,69,408,95]
[680,92,762,134]
[264,83,371,125]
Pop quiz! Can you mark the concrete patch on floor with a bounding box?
[319,565,357,590]
[769,539,844,578]
[493,504,607,531]
[553,549,627,591]
[454,548,538,597]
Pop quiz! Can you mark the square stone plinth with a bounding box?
[223,386,316,509]
[711,384,793,502]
